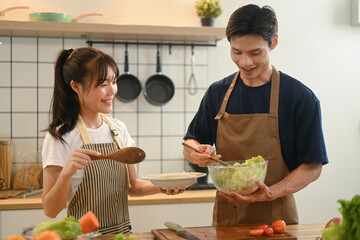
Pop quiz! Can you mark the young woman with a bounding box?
[42,47,184,234]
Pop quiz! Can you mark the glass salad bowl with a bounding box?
[207,156,268,195]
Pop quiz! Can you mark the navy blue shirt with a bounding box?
[184,71,328,172]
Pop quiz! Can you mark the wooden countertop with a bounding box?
[97,223,325,240]
[0,189,216,210]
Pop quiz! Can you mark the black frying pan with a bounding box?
[144,47,174,106]
[116,46,142,102]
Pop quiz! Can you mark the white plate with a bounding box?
[141,172,206,189]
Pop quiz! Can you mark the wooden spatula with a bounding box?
[89,147,146,164]
[182,142,230,166]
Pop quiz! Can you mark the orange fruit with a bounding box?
[3,235,26,240]
[30,230,62,240]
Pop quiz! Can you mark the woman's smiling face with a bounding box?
[230,34,277,86]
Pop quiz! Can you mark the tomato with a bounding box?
[3,235,27,240]
[249,229,264,236]
[272,220,286,233]
[264,227,274,236]
[259,224,268,230]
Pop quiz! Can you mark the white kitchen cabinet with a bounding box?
[0,209,66,238]
[0,203,213,238]
[129,202,213,233]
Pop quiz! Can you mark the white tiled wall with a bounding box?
[0,36,210,178]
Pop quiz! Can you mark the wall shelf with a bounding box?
[0,20,225,43]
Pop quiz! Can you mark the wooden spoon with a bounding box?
[89,147,146,164]
[182,142,230,166]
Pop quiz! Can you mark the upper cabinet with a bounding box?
[0,20,226,43]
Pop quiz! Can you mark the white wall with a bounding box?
[1,0,360,226]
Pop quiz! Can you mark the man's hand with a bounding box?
[218,181,275,203]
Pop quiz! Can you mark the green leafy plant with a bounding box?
[195,0,223,18]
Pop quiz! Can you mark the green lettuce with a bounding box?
[33,216,82,238]
[322,195,360,240]
[209,155,267,194]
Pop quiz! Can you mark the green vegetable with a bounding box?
[113,233,138,240]
[33,216,82,238]
[209,155,267,194]
[322,195,360,240]
[114,233,127,240]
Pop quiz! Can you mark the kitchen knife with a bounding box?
[164,222,201,240]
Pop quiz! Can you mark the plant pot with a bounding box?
[201,17,215,27]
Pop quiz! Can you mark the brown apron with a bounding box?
[213,66,298,225]
[67,114,131,234]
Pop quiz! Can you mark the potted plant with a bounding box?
[195,0,223,26]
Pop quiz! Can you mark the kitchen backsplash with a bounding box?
[0,36,211,178]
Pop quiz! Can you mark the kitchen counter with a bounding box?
[0,189,216,210]
[95,223,325,240]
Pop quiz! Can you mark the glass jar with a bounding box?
[0,140,12,190]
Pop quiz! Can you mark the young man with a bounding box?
[183,4,328,225]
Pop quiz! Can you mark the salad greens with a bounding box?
[208,155,267,194]
[33,216,82,238]
[322,194,360,240]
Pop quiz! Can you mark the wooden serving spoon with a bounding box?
[89,147,146,164]
[182,142,230,166]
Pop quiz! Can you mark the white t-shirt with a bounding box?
[42,117,135,198]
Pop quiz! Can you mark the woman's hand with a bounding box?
[158,187,186,195]
[61,148,100,178]
[218,181,274,203]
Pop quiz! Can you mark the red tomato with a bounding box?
[272,220,286,233]
[249,229,264,236]
[264,227,274,236]
[259,224,268,230]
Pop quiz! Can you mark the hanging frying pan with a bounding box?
[116,45,142,102]
[144,46,174,106]
[28,12,102,22]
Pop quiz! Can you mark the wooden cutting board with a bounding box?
[152,225,297,240]
[0,190,25,199]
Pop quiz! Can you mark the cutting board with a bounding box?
[0,190,25,199]
[152,225,297,240]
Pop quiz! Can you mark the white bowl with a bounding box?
[141,172,206,189]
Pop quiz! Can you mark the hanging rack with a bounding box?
[87,39,218,48]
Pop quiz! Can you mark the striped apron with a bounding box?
[67,114,131,234]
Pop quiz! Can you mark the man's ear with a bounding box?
[271,35,278,50]
[70,80,80,94]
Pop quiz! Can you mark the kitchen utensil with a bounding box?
[89,147,145,164]
[0,190,26,199]
[164,222,201,240]
[0,6,29,16]
[208,159,268,195]
[141,172,206,189]
[28,12,102,23]
[153,224,297,240]
[187,46,197,95]
[144,45,174,106]
[116,44,142,102]
[23,188,43,198]
[182,142,230,166]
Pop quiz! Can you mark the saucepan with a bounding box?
[116,44,142,102]
[0,6,29,16]
[143,46,175,106]
[28,12,102,22]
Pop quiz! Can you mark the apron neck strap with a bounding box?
[215,71,239,120]
[269,66,280,114]
[76,114,123,149]
[214,66,280,120]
